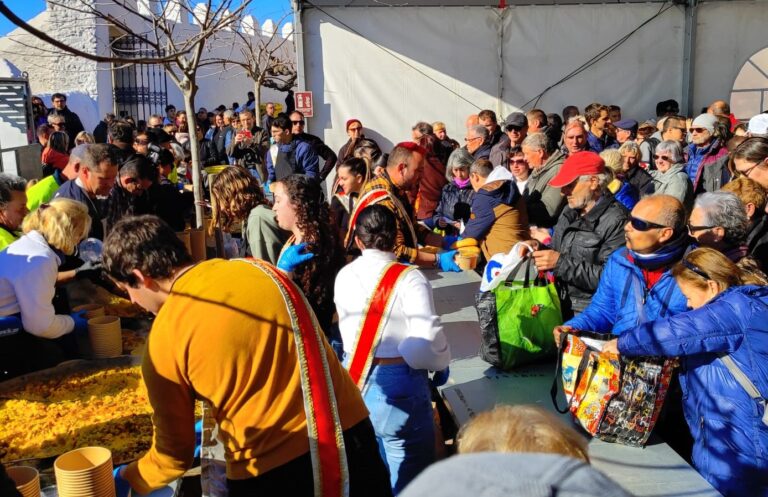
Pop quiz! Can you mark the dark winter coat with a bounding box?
[431,181,475,236]
[551,196,629,317]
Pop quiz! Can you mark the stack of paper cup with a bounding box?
[7,466,40,497]
[54,447,116,497]
[177,230,192,255]
[73,304,105,319]
[88,316,123,359]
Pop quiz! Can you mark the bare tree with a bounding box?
[0,0,254,228]
[218,12,297,120]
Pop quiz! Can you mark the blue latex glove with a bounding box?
[70,310,89,335]
[442,235,460,250]
[438,250,461,272]
[194,419,203,458]
[431,367,450,388]
[113,465,130,497]
[277,242,315,272]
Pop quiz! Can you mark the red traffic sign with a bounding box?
[295,91,313,118]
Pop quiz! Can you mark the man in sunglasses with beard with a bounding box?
[553,194,691,342]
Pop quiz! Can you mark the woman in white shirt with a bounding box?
[334,204,451,495]
[0,198,91,380]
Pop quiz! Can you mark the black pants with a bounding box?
[227,418,393,497]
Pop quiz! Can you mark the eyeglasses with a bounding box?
[509,159,528,165]
[51,123,65,128]
[629,216,669,231]
[689,127,707,134]
[291,120,305,125]
[735,160,765,178]
[653,154,671,161]
[687,224,716,233]
[505,125,523,132]
[681,258,710,280]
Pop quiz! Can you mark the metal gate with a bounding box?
[111,35,168,122]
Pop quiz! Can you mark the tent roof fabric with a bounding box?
[301,0,670,6]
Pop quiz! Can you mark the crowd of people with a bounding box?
[2,91,768,497]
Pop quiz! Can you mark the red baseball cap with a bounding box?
[548,151,606,188]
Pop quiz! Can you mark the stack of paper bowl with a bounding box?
[73,304,105,319]
[88,316,122,359]
[7,466,40,497]
[54,447,115,497]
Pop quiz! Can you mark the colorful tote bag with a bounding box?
[476,256,562,370]
[552,331,676,447]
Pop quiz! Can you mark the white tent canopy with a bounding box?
[294,0,768,152]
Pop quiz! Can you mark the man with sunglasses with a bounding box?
[555,194,690,340]
[528,152,628,318]
[490,112,527,168]
[685,113,730,194]
[290,111,338,181]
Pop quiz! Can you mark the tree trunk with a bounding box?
[182,81,204,229]
[254,80,262,123]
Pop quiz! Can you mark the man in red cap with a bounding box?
[528,151,628,318]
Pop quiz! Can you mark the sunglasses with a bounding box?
[509,159,527,165]
[291,120,305,125]
[505,125,523,132]
[629,216,669,231]
[687,224,716,233]
[653,154,671,161]
[681,258,710,280]
[689,127,708,134]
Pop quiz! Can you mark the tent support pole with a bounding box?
[681,0,698,116]
[497,7,505,116]
[293,0,308,129]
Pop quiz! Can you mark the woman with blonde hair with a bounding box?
[74,131,95,145]
[210,166,288,263]
[0,198,92,379]
[603,247,768,496]
[458,405,589,462]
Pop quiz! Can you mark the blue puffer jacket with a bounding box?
[618,286,768,497]
[565,247,688,334]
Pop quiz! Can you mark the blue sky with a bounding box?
[0,0,292,37]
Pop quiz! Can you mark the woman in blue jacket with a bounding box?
[603,247,768,496]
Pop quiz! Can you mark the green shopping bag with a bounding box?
[476,257,562,369]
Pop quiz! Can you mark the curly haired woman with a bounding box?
[210,166,289,264]
[272,175,344,336]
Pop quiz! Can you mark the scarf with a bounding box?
[454,177,471,189]
[628,233,689,271]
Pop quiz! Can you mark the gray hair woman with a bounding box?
[688,191,768,283]
[432,148,475,235]
[649,140,694,211]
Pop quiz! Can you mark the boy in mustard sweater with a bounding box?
[103,215,390,497]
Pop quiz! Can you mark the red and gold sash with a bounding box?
[347,261,415,389]
[237,258,349,497]
[344,188,418,249]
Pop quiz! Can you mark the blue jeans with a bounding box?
[362,364,435,495]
